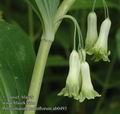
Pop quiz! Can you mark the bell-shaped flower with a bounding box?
[90,18,111,62]
[79,61,101,102]
[85,12,98,54]
[58,50,81,100]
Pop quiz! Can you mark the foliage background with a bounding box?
[0,0,120,114]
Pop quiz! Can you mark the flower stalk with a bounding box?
[55,0,76,30]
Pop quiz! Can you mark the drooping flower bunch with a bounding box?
[58,0,111,102]
[85,12,111,62]
[58,49,101,102]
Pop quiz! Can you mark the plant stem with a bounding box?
[24,39,52,114]
[55,0,76,30]
[24,1,76,114]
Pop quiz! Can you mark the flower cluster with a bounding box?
[58,49,101,102]
[58,2,111,102]
[85,12,111,62]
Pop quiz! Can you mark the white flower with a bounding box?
[85,12,98,54]
[90,18,111,62]
[58,50,81,100]
[79,61,101,102]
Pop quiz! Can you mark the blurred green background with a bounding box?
[0,0,120,114]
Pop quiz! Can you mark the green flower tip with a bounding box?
[58,85,80,100]
[91,48,111,62]
[79,89,101,102]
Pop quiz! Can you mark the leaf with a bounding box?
[71,0,120,11]
[47,55,68,67]
[0,21,35,114]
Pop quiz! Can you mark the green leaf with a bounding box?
[0,21,35,114]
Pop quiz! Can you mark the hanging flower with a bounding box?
[58,50,81,100]
[85,12,98,54]
[78,61,101,102]
[90,18,111,62]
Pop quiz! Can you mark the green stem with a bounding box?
[92,0,96,11]
[24,1,76,114]
[60,15,84,49]
[28,5,34,43]
[24,39,52,114]
[55,0,76,30]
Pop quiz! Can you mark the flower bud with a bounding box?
[85,12,98,54]
[58,50,81,99]
[90,18,111,62]
[79,62,101,102]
